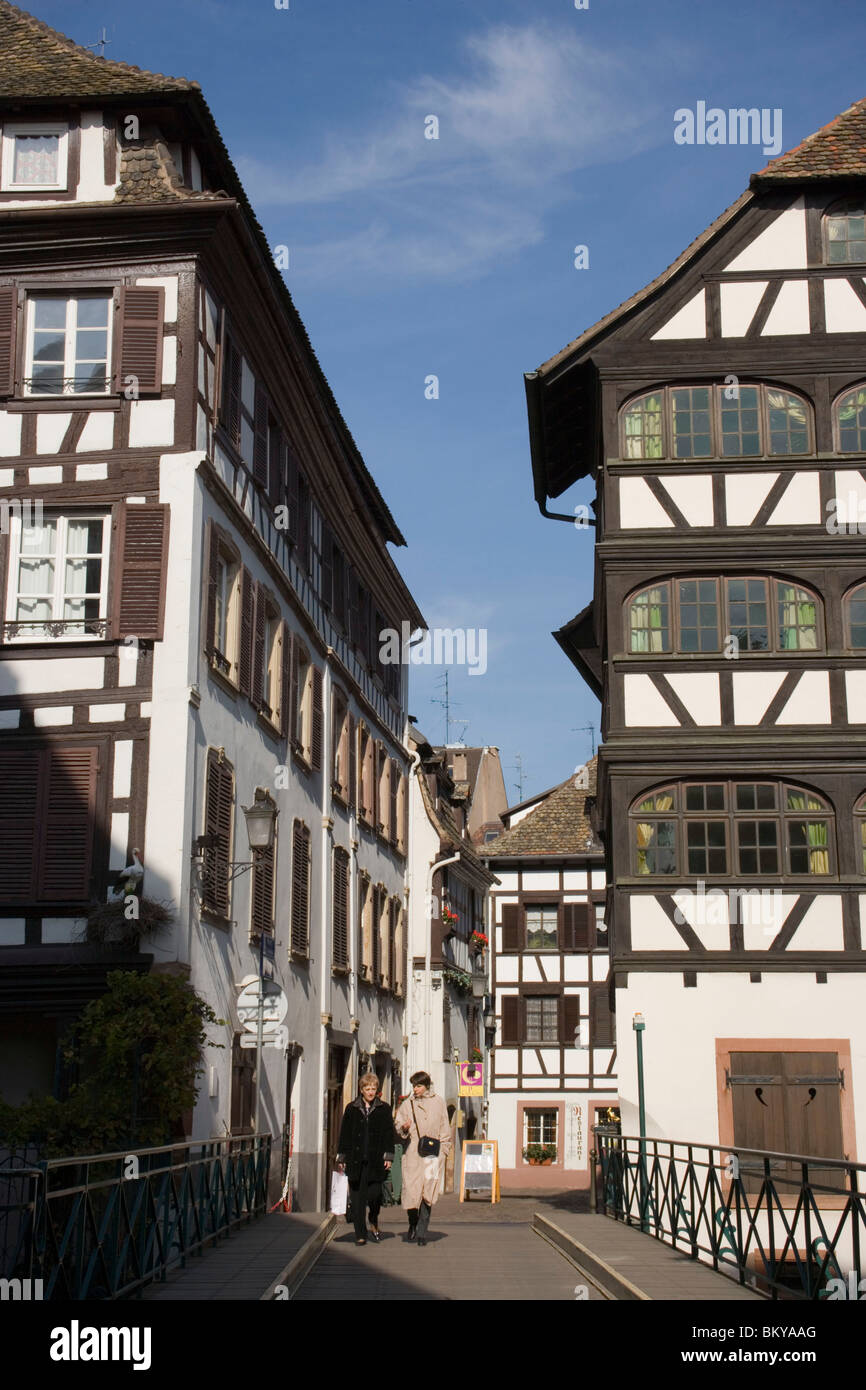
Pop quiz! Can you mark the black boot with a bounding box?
[407,1208,419,1241]
[416,1201,432,1246]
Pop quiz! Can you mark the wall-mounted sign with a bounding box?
[457,1061,483,1096]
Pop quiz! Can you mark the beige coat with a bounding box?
[395,1091,452,1208]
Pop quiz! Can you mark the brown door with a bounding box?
[730,1051,844,1192]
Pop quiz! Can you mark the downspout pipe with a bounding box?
[425,851,462,1072]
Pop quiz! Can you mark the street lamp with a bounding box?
[633,1012,649,1233]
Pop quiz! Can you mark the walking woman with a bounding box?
[394,1070,452,1246]
[336,1073,396,1245]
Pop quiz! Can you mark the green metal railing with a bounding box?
[595,1131,866,1300]
[2,1134,271,1300]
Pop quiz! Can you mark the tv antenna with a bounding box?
[572,723,596,758]
[511,753,526,802]
[85,28,111,58]
[431,672,460,745]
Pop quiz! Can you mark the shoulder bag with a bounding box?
[411,1098,440,1157]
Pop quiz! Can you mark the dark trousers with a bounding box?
[350,1161,382,1238]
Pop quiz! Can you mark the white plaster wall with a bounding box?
[767,471,820,527]
[650,290,706,340]
[723,198,807,271]
[0,657,104,697]
[658,474,714,527]
[77,111,118,202]
[619,477,675,528]
[724,472,779,527]
[720,280,767,336]
[615,971,866,1161]
[761,278,809,334]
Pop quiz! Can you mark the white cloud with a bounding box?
[237,23,672,282]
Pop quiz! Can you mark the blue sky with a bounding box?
[35,0,866,800]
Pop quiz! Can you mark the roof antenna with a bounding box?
[511,753,526,803]
[85,28,111,59]
[572,723,596,758]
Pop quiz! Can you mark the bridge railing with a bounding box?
[0,1134,271,1300]
[594,1131,866,1301]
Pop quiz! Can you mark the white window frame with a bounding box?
[1,122,69,192]
[5,511,109,643]
[525,905,558,951]
[523,1108,558,1150]
[24,291,113,398]
[213,547,240,680]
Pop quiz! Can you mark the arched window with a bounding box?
[631,781,835,879]
[619,385,811,459]
[834,385,866,453]
[626,577,822,654]
[844,583,866,648]
[855,795,866,873]
[824,200,866,264]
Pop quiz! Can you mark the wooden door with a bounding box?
[324,1045,349,1201]
[730,1051,843,1192]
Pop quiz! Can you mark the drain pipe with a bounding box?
[423,851,461,1072]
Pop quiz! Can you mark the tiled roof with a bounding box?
[0,0,196,99]
[752,96,866,185]
[483,759,599,859]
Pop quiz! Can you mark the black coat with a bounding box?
[336,1096,396,1184]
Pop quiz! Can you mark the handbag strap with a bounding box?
[409,1098,424,1141]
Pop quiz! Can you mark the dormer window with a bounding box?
[1,123,68,191]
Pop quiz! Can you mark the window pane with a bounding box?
[630,584,670,653]
[825,202,866,264]
[726,578,768,650]
[678,579,718,652]
[622,394,664,459]
[526,907,558,950]
[720,386,761,456]
[13,133,59,185]
[767,390,809,456]
[635,820,677,874]
[75,294,110,329]
[848,586,866,646]
[837,388,866,452]
[671,387,712,458]
[777,583,818,650]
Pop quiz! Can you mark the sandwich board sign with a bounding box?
[459,1140,499,1203]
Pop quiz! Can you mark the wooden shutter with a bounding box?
[280,624,293,740]
[238,568,253,697]
[562,902,593,951]
[291,820,310,956]
[253,385,269,486]
[0,287,17,397]
[203,521,219,657]
[251,842,275,938]
[389,761,398,845]
[400,772,408,852]
[320,523,334,610]
[501,996,520,1045]
[311,666,323,769]
[251,585,266,710]
[372,885,382,984]
[347,567,360,646]
[115,285,164,395]
[220,334,242,448]
[502,903,520,951]
[358,586,371,663]
[41,747,99,901]
[333,848,348,968]
[0,748,40,900]
[111,502,170,640]
[388,900,398,991]
[296,473,310,571]
[561,994,580,1047]
[347,713,357,811]
[590,986,615,1048]
[332,546,347,627]
[203,751,233,917]
[284,444,299,541]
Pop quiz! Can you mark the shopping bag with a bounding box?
[329,1169,348,1215]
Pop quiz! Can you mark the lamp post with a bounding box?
[243,792,278,1138]
[633,1012,649,1232]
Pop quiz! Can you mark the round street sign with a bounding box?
[237,979,288,1033]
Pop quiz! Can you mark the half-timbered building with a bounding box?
[0,3,422,1208]
[526,100,866,1173]
[482,762,616,1191]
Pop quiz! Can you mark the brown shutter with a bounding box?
[388,900,398,991]
[561,994,580,1047]
[204,751,233,917]
[115,285,164,395]
[401,772,408,852]
[562,902,592,951]
[220,335,242,448]
[267,425,283,508]
[251,842,275,938]
[502,903,520,951]
[333,546,346,627]
[358,587,371,663]
[253,385,269,487]
[291,820,310,955]
[251,584,266,710]
[347,713,357,811]
[501,995,520,1045]
[296,473,310,570]
[347,567,359,646]
[333,848,348,968]
[0,287,18,397]
[0,748,40,900]
[203,521,219,657]
[320,523,334,610]
[591,987,615,1048]
[238,568,253,697]
[284,444,299,541]
[389,761,398,846]
[111,502,170,640]
[288,635,299,748]
[372,885,382,984]
[311,666,323,769]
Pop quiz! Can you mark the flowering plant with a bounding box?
[471,1047,483,1062]
[470,929,488,948]
[442,906,459,927]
